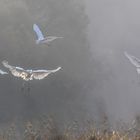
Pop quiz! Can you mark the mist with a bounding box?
[0,0,100,125]
[0,0,140,127]
[86,0,140,124]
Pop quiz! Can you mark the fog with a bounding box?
[0,0,97,125]
[0,0,140,127]
[86,0,140,124]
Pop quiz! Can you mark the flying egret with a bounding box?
[2,60,61,92]
[2,60,61,81]
[33,24,63,45]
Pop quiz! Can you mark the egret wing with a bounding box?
[33,24,44,40]
[124,52,140,67]
[2,60,28,78]
[2,60,13,70]
[45,36,63,42]
[0,69,8,75]
[31,67,61,80]
[31,71,50,80]
[33,67,61,73]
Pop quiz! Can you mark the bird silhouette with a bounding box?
[124,51,140,74]
[2,60,61,81]
[33,24,63,45]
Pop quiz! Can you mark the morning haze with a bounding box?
[0,0,139,127]
[0,0,99,125]
[86,0,140,124]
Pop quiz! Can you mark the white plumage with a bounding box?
[124,51,140,74]
[33,24,63,45]
[30,67,61,80]
[2,60,29,80]
[2,60,61,81]
[0,69,8,75]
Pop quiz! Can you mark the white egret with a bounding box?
[33,24,63,45]
[2,60,61,81]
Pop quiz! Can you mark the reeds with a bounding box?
[0,117,140,140]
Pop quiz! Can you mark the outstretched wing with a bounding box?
[45,36,63,42]
[2,60,29,79]
[2,60,13,70]
[31,72,50,80]
[33,67,61,73]
[33,24,44,40]
[0,69,8,75]
[124,52,140,68]
[31,67,61,80]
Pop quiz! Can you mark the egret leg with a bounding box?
[21,82,25,92]
[21,82,31,95]
[27,82,31,92]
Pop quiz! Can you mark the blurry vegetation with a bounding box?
[0,116,139,140]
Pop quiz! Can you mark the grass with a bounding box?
[0,116,140,140]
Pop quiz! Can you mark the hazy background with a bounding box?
[0,0,98,125]
[0,0,140,127]
[86,0,140,124]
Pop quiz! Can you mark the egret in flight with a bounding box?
[124,51,140,74]
[2,60,61,81]
[33,24,63,45]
